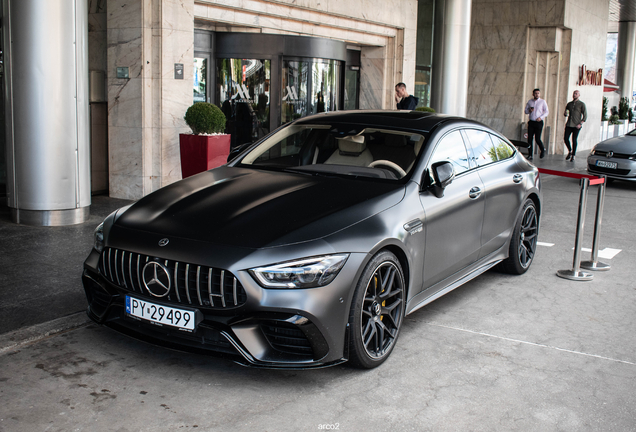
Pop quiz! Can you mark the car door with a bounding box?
[419,130,485,290]
[462,129,525,258]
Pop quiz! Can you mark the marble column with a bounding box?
[617,21,636,102]
[430,0,472,116]
[107,0,193,200]
[360,46,387,109]
[4,0,91,225]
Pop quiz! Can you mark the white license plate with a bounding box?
[596,160,618,169]
[125,296,195,331]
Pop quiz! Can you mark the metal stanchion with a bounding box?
[557,177,594,281]
[581,176,610,271]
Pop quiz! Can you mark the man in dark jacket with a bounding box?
[395,83,419,110]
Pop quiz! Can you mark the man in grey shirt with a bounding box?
[563,90,587,161]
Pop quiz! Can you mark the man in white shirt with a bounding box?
[524,88,548,160]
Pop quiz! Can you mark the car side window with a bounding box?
[489,135,515,160]
[428,131,471,176]
[464,129,496,166]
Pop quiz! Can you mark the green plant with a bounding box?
[619,97,630,120]
[184,102,226,134]
[609,114,620,125]
[487,142,514,161]
[415,106,436,113]
[602,96,609,121]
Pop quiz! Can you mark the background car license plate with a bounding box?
[597,160,618,169]
[126,296,195,331]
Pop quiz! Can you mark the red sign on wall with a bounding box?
[578,65,602,86]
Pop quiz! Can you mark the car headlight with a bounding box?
[629,154,636,160]
[590,147,596,156]
[250,254,349,289]
[93,222,104,253]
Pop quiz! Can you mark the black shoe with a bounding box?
[540,150,545,159]
[570,155,575,162]
[565,153,571,161]
[527,155,533,160]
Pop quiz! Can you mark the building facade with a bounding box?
[1,0,630,213]
[468,0,609,155]
[95,0,419,200]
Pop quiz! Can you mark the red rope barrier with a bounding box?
[538,168,605,185]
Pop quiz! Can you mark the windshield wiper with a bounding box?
[282,167,343,178]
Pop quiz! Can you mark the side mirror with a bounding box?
[432,161,455,188]
[423,161,455,198]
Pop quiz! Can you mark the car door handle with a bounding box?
[513,174,523,183]
[469,187,482,199]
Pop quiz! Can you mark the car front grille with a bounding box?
[592,151,633,159]
[99,247,247,309]
[588,164,632,176]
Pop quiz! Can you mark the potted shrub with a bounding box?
[415,106,436,113]
[617,97,630,135]
[600,97,609,140]
[609,113,621,137]
[179,102,230,178]
[619,97,630,121]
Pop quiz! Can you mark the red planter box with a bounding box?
[179,134,231,178]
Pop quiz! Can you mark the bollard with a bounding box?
[581,175,611,271]
[557,177,594,281]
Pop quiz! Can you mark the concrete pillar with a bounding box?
[617,21,636,102]
[430,0,472,116]
[3,0,91,225]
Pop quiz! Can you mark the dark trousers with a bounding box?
[564,126,581,156]
[527,120,545,156]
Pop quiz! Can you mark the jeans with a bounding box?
[564,126,581,156]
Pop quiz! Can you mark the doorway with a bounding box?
[196,32,348,148]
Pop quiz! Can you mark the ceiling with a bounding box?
[609,0,636,31]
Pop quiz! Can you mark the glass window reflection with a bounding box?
[193,57,207,103]
[430,131,471,175]
[344,67,359,110]
[282,59,342,124]
[217,59,271,148]
[282,60,309,123]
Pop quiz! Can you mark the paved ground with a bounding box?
[1,152,635,431]
[0,196,132,335]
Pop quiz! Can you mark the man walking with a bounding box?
[395,83,419,110]
[524,88,548,160]
[563,90,587,162]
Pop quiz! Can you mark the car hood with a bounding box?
[113,166,405,249]
[595,135,636,154]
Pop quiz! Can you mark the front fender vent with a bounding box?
[99,247,247,310]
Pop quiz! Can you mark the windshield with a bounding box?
[238,124,426,180]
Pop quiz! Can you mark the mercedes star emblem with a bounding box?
[158,238,169,247]
[142,262,171,297]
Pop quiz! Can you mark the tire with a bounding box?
[499,199,539,275]
[348,250,405,369]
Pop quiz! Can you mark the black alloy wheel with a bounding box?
[500,199,538,274]
[348,251,405,369]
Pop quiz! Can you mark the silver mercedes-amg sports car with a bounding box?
[82,110,541,369]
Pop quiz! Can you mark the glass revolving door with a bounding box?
[282,58,342,124]
[217,58,271,148]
